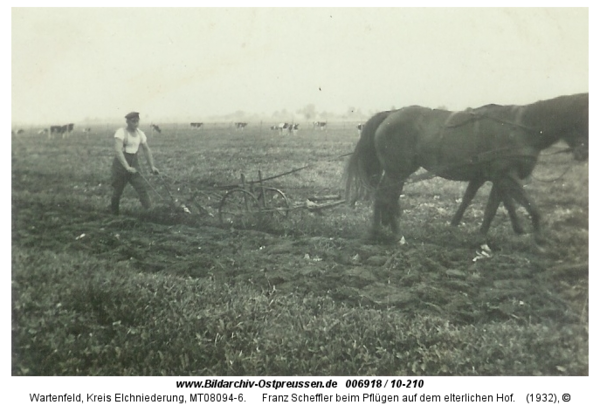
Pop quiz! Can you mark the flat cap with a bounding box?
[125,112,140,119]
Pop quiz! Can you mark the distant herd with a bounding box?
[13,120,368,137]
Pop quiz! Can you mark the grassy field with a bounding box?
[12,122,588,375]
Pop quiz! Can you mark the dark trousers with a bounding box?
[110,153,151,214]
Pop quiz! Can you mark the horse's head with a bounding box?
[561,127,588,161]
[564,120,588,161]
[564,93,588,162]
[571,141,588,161]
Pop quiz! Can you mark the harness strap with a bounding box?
[443,105,539,134]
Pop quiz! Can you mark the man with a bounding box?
[110,111,159,215]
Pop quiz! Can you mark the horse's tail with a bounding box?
[344,110,391,205]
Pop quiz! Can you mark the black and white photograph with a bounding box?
[8,4,593,406]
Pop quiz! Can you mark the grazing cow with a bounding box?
[82,127,92,133]
[235,122,248,129]
[289,123,299,135]
[273,122,299,135]
[190,122,204,128]
[313,121,327,130]
[151,124,162,133]
[51,123,74,137]
[50,125,62,134]
[275,122,289,135]
[38,128,49,134]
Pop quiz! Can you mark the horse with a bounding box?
[344,93,588,244]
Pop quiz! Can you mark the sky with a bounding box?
[11,7,589,126]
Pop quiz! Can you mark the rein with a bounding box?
[530,163,574,183]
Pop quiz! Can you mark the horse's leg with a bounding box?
[371,173,404,240]
[480,184,502,235]
[371,195,385,239]
[502,193,525,234]
[452,178,523,234]
[370,175,387,239]
[451,178,485,226]
[385,178,405,236]
[497,174,543,243]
